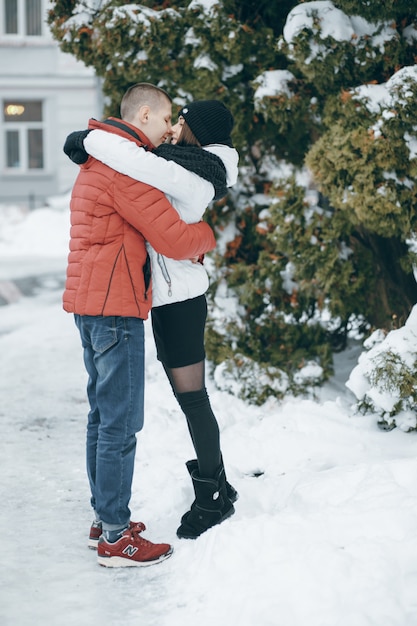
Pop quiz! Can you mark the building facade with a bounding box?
[0,0,102,208]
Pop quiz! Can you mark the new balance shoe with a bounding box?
[97,525,173,568]
[88,519,141,549]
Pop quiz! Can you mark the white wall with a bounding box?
[0,1,102,207]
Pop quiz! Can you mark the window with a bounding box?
[4,0,43,36]
[3,100,45,170]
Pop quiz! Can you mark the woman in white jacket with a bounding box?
[73,100,239,539]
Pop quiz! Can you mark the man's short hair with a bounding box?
[120,83,172,121]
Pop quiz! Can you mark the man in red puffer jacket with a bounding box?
[63,83,216,568]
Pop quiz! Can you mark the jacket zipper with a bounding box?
[157,253,172,297]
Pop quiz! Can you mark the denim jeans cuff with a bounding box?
[101,520,130,532]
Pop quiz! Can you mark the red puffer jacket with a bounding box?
[63,118,216,319]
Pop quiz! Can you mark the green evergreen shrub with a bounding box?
[347,306,417,431]
[48,1,417,408]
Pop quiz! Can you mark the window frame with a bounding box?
[2,0,45,38]
[2,99,47,174]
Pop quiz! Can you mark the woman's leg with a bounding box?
[164,361,221,478]
[152,298,237,537]
[152,297,222,477]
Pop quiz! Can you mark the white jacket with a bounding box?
[84,130,239,307]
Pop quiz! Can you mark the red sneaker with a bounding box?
[88,520,142,550]
[97,525,173,568]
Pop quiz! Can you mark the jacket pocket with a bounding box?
[75,315,118,353]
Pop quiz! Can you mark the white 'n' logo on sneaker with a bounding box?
[123,544,138,557]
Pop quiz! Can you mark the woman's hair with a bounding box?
[120,83,172,122]
[175,119,201,148]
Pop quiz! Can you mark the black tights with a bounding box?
[163,361,221,478]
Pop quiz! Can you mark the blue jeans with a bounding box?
[74,315,145,530]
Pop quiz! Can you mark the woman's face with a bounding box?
[170,116,185,144]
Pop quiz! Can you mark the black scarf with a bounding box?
[64,122,229,200]
[154,143,228,201]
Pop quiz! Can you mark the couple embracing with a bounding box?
[63,82,239,567]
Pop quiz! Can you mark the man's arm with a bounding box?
[114,174,216,260]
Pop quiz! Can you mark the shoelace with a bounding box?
[127,524,154,546]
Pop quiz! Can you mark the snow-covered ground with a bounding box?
[1,202,417,626]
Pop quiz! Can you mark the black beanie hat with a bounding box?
[178,100,234,147]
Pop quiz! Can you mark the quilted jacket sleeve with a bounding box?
[113,174,216,260]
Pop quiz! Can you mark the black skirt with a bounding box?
[151,294,207,368]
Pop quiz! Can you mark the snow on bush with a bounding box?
[347,305,417,431]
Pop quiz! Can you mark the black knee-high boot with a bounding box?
[181,459,238,525]
[176,464,235,539]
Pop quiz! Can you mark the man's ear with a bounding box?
[130,105,150,129]
[139,105,151,124]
